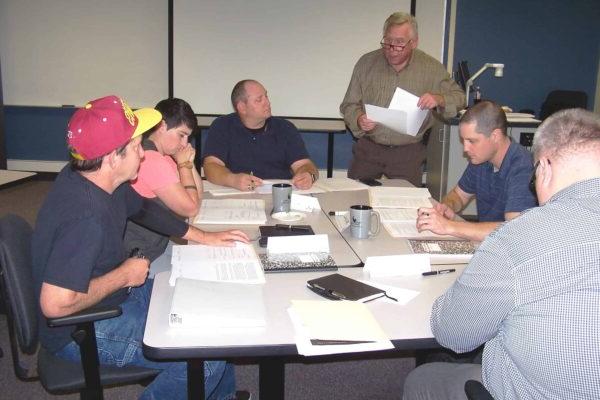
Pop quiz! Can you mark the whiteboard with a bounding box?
[0,0,168,108]
[174,0,446,118]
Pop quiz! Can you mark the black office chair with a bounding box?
[540,90,588,120]
[464,380,494,400]
[0,214,159,399]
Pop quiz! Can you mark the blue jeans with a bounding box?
[55,281,236,400]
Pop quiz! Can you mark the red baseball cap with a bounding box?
[67,95,162,160]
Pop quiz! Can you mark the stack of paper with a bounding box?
[170,243,265,286]
[314,178,369,192]
[365,87,429,136]
[288,300,393,356]
[368,187,432,209]
[169,278,266,328]
[194,198,267,225]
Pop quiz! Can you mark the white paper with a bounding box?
[170,243,265,286]
[368,187,432,209]
[357,280,420,305]
[376,208,418,222]
[388,87,430,135]
[288,300,393,356]
[314,178,369,192]
[363,254,431,277]
[194,199,267,224]
[267,234,329,255]
[365,104,410,135]
[170,278,266,328]
[291,193,321,212]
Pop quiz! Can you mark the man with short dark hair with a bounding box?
[403,108,600,399]
[32,95,248,399]
[203,79,319,191]
[340,12,465,186]
[416,101,537,241]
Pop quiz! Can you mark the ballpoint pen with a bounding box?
[422,268,456,276]
[248,171,255,191]
[328,211,347,216]
[310,339,375,345]
[274,224,311,231]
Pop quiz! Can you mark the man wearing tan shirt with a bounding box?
[340,12,465,186]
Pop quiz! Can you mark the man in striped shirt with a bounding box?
[403,108,600,399]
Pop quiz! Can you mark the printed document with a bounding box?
[194,198,267,224]
[169,243,265,286]
[365,87,429,136]
[368,187,432,209]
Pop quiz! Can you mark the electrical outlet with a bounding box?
[520,132,534,147]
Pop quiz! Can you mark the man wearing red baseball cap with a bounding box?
[32,95,248,399]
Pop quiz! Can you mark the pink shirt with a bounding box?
[131,150,179,198]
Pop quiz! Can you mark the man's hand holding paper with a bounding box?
[365,87,430,136]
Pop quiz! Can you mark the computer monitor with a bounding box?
[456,60,471,91]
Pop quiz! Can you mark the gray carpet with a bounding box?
[0,176,414,399]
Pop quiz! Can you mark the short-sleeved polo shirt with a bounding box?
[202,113,309,179]
[458,142,537,221]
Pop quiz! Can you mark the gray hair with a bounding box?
[383,12,418,39]
[231,79,259,110]
[459,100,507,137]
[533,108,600,160]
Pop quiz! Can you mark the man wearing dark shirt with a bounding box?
[33,95,248,400]
[203,79,319,191]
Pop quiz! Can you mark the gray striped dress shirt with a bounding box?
[431,178,600,399]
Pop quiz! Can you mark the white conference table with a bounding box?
[143,180,465,400]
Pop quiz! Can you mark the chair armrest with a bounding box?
[47,305,122,328]
[464,380,494,400]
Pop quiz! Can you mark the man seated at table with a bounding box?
[403,108,600,399]
[203,79,319,191]
[416,101,537,242]
[32,95,249,400]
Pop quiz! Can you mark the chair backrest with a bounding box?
[540,90,588,120]
[0,214,39,354]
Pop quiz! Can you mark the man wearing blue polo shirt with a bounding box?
[416,101,537,242]
[203,79,319,191]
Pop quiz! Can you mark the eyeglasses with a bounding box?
[529,160,540,195]
[380,39,412,52]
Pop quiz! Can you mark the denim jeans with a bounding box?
[55,281,236,400]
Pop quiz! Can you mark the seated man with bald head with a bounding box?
[202,79,319,191]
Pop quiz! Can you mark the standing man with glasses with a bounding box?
[403,108,600,400]
[340,12,465,186]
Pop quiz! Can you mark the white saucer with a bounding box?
[271,211,305,222]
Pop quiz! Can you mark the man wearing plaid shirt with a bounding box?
[403,108,600,399]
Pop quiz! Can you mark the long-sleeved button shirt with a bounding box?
[340,48,465,146]
[431,178,600,399]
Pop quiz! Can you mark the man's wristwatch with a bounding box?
[177,161,193,169]
[310,173,318,183]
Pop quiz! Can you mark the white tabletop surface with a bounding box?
[143,263,464,359]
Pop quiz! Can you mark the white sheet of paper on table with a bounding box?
[363,253,431,277]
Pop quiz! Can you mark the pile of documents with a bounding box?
[367,187,442,238]
[288,300,393,356]
[168,243,266,328]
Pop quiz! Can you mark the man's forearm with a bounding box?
[41,267,128,318]
[204,163,236,187]
[442,190,465,214]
